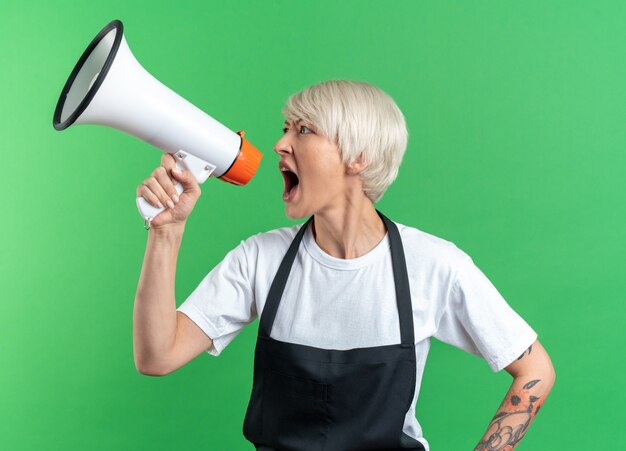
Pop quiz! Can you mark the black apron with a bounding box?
[242,210,426,451]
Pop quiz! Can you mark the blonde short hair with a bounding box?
[282,80,408,203]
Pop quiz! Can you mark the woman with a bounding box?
[134,80,555,450]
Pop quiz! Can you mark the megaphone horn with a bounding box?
[53,19,263,223]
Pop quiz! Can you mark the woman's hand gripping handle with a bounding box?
[135,153,202,230]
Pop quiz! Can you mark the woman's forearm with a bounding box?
[133,223,185,375]
[473,372,555,450]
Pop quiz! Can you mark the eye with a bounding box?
[299,125,313,134]
[282,127,289,134]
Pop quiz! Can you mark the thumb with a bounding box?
[171,168,200,193]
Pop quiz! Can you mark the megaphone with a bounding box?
[53,19,262,224]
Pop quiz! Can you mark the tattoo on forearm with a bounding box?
[516,344,532,361]
[473,379,545,451]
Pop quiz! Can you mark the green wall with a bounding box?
[1,1,624,449]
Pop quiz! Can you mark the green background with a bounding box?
[2,1,624,449]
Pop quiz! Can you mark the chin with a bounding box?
[284,204,311,221]
[284,209,303,221]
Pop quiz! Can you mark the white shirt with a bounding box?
[177,219,538,450]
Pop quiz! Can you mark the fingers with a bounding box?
[136,153,203,213]
[136,164,179,210]
[171,167,201,195]
[160,152,176,170]
[158,153,179,199]
[138,176,174,209]
[152,166,180,204]
[136,181,163,209]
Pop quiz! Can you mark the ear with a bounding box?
[346,154,368,175]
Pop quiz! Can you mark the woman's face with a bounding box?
[274,119,350,220]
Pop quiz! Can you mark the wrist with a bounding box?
[148,222,186,240]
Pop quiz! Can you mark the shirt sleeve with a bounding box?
[434,252,538,372]
[176,239,257,357]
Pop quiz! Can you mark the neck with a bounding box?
[311,198,387,260]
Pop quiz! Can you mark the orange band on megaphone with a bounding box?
[219,130,263,186]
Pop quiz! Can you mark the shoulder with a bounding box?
[239,222,306,258]
[214,223,305,281]
[394,220,470,274]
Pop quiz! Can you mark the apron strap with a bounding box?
[377,210,416,346]
[259,215,313,339]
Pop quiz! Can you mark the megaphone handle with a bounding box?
[136,161,186,223]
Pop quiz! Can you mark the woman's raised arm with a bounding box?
[133,153,202,375]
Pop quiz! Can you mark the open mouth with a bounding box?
[281,168,300,201]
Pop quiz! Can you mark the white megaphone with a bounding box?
[53,19,263,225]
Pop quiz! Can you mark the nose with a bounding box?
[273,133,293,156]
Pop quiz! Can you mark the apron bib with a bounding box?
[243,210,425,451]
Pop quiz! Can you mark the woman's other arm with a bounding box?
[473,339,556,450]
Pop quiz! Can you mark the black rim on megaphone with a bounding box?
[53,19,124,131]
